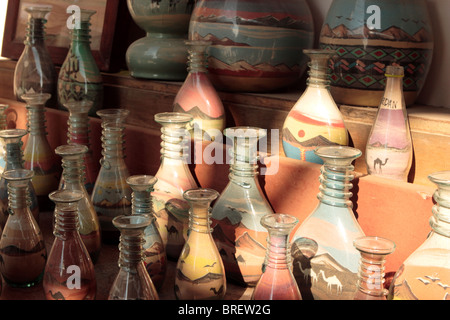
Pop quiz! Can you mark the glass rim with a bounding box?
[353,236,396,254]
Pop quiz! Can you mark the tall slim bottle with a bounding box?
[152,112,198,261]
[91,109,131,244]
[365,65,413,182]
[211,127,274,287]
[291,146,365,300]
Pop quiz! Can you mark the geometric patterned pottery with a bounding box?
[189,0,315,92]
[319,0,434,106]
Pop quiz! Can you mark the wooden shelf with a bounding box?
[0,58,449,186]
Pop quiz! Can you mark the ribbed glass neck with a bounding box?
[22,93,51,136]
[429,172,450,238]
[65,101,92,146]
[304,49,334,89]
[127,175,157,216]
[57,145,87,185]
[23,7,51,46]
[97,109,129,166]
[186,40,210,74]
[262,214,298,270]
[315,146,362,208]
[0,130,27,170]
[114,215,152,270]
[184,189,218,234]
[50,190,83,239]
[70,10,95,45]
[4,169,34,211]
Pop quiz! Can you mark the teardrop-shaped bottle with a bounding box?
[43,190,96,300]
[175,188,226,300]
[388,171,450,300]
[152,112,198,261]
[282,49,348,164]
[56,144,101,263]
[365,65,413,182]
[91,109,132,244]
[291,146,365,300]
[0,169,47,287]
[173,40,226,140]
[127,175,166,291]
[211,127,274,287]
[108,214,159,300]
[252,213,301,300]
[21,93,61,211]
[57,9,103,116]
[14,6,57,104]
[0,129,39,228]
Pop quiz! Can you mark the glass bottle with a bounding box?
[127,175,166,291]
[353,236,395,300]
[365,65,413,182]
[91,109,132,244]
[56,144,101,263]
[64,100,98,194]
[108,214,159,300]
[0,169,47,287]
[282,49,348,164]
[291,146,365,300]
[57,9,103,117]
[152,112,198,261]
[0,129,39,228]
[211,126,274,287]
[175,188,226,300]
[252,213,301,300]
[21,93,61,211]
[388,171,450,300]
[14,6,57,105]
[43,190,96,300]
[173,40,226,141]
[0,104,10,174]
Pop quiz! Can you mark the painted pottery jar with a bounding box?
[189,0,315,93]
[126,0,196,80]
[319,0,434,107]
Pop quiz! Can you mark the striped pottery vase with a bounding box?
[189,0,315,93]
[319,0,434,107]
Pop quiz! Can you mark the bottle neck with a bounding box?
[26,105,47,136]
[24,18,46,46]
[7,183,30,211]
[430,188,450,238]
[100,125,126,165]
[118,231,145,270]
[67,112,90,146]
[4,141,24,169]
[356,254,388,298]
[71,22,92,46]
[265,232,290,270]
[380,76,405,111]
[132,190,153,216]
[54,206,80,239]
[187,48,208,74]
[228,141,259,184]
[159,126,190,162]
[189,203,212,234]
[61,155,85,185]
[317,163,354,208]
[306,57,330,89]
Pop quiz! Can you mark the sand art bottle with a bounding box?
[108,214,159,300]
[175,188,226,300]
[389,171,450,300]
[282,49,348,164]
[291,146,365,300]
[252,213,301,300]
[56,144,101,263]
[64,100,98,194]
[365,65,412,182]
[152,112,198,261]
[0,169,46,287]
[211,127,273,286]
[0,129,39,228]
[43,190,96,300]
[128,175,166,291]
[22,93,61,210]
[173,40,225,140]
[91,109,132,244]
[353,236,395,300]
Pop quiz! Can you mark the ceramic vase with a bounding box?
[189,0,315,92]
[319,0,434,107]
[126,0,195,80]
